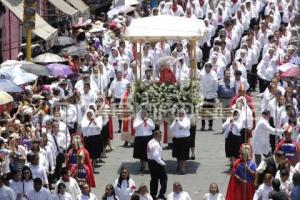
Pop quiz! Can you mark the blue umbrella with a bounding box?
[0,79,23,92]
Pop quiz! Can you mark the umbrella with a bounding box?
[156,56,177,66]
[11,72,38,85]
[20,61,51,76]
[281,67,300,79]
[0,91,14,105]
[89,25,107,33]
[47,63,73,77]
[278,63,298,72]
[54,36,76,46]
[32,53,66,63]
[0,66,25,79]
[108,5,136,18]
[0,79,23,92]
[0,65,37,85]
[1,60,51,76]
[65,45,89,56]
[114,0,140,6]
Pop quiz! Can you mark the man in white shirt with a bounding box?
[27,178,52,200]
[109,70,129,132]
[200,63,218,131]
[28,153,49,188]
[0,175,15,200]
[147,130,167,200]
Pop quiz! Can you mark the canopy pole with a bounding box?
[139,42,142,80]
[133,42,137,79]
[191,39,196,80]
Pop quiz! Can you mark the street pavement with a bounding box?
[92,94,261,199]
[92,118,230,199]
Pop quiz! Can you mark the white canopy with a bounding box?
[125,15,205,41]
[114,0,140,6]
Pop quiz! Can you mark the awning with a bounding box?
[66,0,89,19]
[0,0,58,47]
[48,0,79,17]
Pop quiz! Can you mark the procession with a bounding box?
[0,0,300,200]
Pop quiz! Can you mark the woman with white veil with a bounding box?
[232,96,253,143]
[90,63,109,95]
[81,108,103,170]
[170,108,191,174]
[223,109,243,166]
[133,109,155,172]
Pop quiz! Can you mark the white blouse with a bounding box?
[133,118,155,137]
[202,193,225,200]
[114,178,136,200]
[170,118,191,138]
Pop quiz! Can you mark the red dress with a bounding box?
[226,159,256,200]
[159,68,176,84]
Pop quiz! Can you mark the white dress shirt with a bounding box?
[114,178,136,200]
[0,185,15,200]
[253,183,273,200]
[133,118,155,137]
[147,138,166,166]
[109,79,129,99]
[200,70,218,99]
[167,191,191,200]
[77,193,98,200]
[29,164,48,185]
[252,118,283,155]
[52,192,73,200]
[170,118,191,138]
[202,193,225,200]
[27,187,52,200]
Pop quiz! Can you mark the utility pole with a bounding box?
[23,0,37,61]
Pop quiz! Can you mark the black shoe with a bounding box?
[208,127,213,131]
[157,195,167,200]
[139,167,145,172]
[123,141,128,147]
[200,127,205,131]
[190,156,195,160]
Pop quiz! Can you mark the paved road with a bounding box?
[92,117,230,199]
[91,94,261,198]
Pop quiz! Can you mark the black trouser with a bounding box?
[54,153,65,180]
[114,98,122,131]
[247,67,257,91]
[255,153,271,166]
[269,117,276,153]
[201,99,215,128]
[148,160,167,199]
[258,78,270,93]
[190,125,196,148]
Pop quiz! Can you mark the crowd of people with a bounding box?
[0,0,300,199]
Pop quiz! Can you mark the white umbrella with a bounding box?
[278,63,298,72]
[11,72,37,85]
[89,24,107,33]
[0,91,14,105]
[32,53,66,63]
[114,0,140,6]
[55,36,76,46]
[108,5,136,18]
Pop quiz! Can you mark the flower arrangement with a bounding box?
[133,81,203,120]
